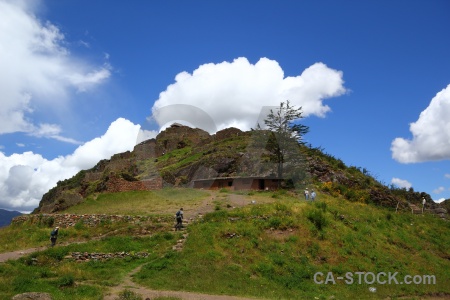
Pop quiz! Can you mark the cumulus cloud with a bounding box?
[0,0,110,138]
[432,186,446,194]
[0,118,140,212]
[391,84,450,163]
[391,177,412,189]
[63,118,140,170]
[152,57,346,131]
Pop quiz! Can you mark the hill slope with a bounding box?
[2,189,449,299]
[33,124,447,218]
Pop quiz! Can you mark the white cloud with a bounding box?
[63,118,140,170]
[391,84,450,163]
[391,177,412,189]
[445,174,450,179]
[432,186,446,194]
[136,129,158,144]
[434,198,447,203]
[28,123,82,145]
[0,0,110,137]
[152,57,346,132]
[0,118,140,212]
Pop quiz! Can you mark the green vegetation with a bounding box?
[1,189,449,299]
[133,193,449,299]
[0,232,178,300]
[64,188,209,215]
[255,100,309,180]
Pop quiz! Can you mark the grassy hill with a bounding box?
[32,125,444,216]
[5,125,448,299]
[1,188,449,300]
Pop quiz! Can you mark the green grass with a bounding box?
[63,188,210,215]
[134,193,450,300]
[0,232,180,300]
[1,188,449,299]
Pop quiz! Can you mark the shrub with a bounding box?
[74,220,85,230]
[46,247,69,261]
[38,215,55,227]
[56,274,75,288]
[386,212,392,221]
[314,201,327,212]
[162,232,174,240]
[268,217,282,229]
[306,209,327,231]
[121,172,138,182]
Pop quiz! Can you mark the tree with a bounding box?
[256,100,309,183]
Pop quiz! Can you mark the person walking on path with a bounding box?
[175,208,184,231]
[311,190,316,201]
[50,226,59,247]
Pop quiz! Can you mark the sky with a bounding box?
[1,0,449,213]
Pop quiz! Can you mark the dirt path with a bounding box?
[103,263,260,300]
[3,192,448,300]
[0,192,251,264]
[0,231,117,263]
[102,191,261,299]
[0,246,47,263]
[2,191,263,299]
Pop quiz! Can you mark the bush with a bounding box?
[306,209,327,231]
[74,220,85,230]
[314,201,327,212]
[268,217,282,229]
[162,232,174,240]
[38,215,55,227]
[386,212,393,221]
[56,274,75,288]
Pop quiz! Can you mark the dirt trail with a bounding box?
[0,246,47,263]
[103,263,259,300]
[2,192,447,300]
[102,192,262,300]
[0,231,118,263]
[1,191,262,299]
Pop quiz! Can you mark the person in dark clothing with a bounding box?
[175,208,183,230]
[50,226,59,247]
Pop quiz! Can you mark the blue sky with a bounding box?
[1,0,449,212]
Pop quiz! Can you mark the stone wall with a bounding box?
[105,176,163,193]
[11,213,173,228]
[67,251,149,262]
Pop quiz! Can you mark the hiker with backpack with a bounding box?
[175,208,183,230]
[50,226,59,247]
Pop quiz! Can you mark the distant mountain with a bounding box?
[0,209,22,227]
